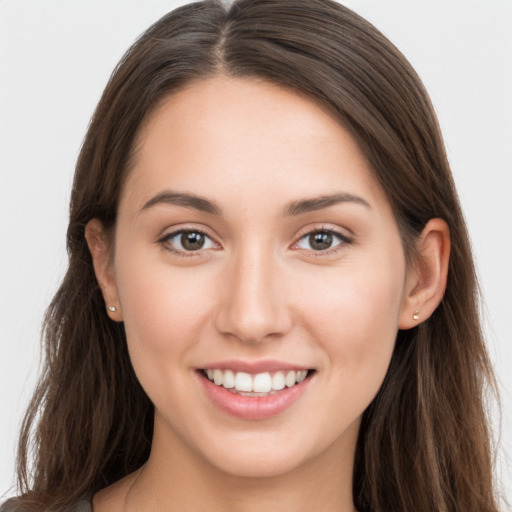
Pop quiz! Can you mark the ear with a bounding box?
[85,219,123,322]
[399,218,450,329]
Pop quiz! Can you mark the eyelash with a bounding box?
[158,226,352,258]
[294,227,353,256]
[158,227,217,258]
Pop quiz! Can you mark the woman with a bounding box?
[0,0,503,511]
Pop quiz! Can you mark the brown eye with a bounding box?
[295,229,350,253]
[309,232,333,251]
[162,230,217,254]
[181,231,206,250]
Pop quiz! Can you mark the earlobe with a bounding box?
[399,218,450,330]
[85,219,123,321]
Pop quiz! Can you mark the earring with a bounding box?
[413,310,420,321]
[107,305,117,312]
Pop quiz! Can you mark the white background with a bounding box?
[1,0,511,507]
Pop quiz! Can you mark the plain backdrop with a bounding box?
[1,0,511,506]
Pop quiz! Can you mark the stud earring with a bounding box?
[107,305,117,312]
[412,310,420,321]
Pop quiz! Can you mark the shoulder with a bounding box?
[0,496,92,512]
[92,470,142,512]
[69,498,93,512]
[0,500,14,512]
[0,469,139,512]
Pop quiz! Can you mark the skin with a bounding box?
[87,76,450,512]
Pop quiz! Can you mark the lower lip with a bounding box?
[198,372,312,421]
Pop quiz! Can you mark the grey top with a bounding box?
[0,496,92,512]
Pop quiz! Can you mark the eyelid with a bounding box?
[291,225,353,255]
[157,223,353,258]
[158,225,221,257]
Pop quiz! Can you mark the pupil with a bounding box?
[310,232,332,251]
[181,232,205,250]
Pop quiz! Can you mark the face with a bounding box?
[107,76,413,478]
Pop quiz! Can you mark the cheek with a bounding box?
[113,247,215,396]
[298,252,405,383]
[116,239,213,334]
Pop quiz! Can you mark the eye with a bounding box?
[160,229,217,254]
[295,229,350,252]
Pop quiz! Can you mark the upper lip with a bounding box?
[199,359,312,374]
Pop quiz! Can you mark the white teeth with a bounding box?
[271,371,285,391]
[204,368,310,392]
[222,370,235,389]
[253,372,272,393]
[234,372,253,392]
[296,370,307,383]
[213,369,223,386]
[285,370,297,387]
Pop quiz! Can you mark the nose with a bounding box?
[213,244,292,344]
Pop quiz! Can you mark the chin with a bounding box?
[194,425,348,480]
[204,447,311,479]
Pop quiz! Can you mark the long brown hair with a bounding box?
[10,1,500,510]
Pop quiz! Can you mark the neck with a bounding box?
[125,414,359,512]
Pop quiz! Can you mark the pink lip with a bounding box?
[200,359,310,374]
[197,369,313,421]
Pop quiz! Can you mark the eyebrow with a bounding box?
[141,191,222,215]
[140,190,370,216]
[283,193,371,216]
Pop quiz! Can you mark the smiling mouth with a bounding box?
[199,368,315,397]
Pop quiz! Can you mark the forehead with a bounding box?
[121,75,386,214]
